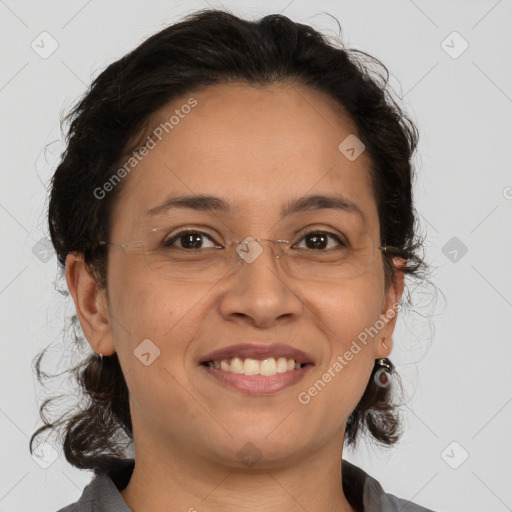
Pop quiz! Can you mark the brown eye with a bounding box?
[163,230,219,250]
[294,231,347,250]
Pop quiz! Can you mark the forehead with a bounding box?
[111,82,379,237]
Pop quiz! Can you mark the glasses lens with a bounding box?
[282,230,375,281]
[141,228,231,281]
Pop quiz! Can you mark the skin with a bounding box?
[66,81,404,512]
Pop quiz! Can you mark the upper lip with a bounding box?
[199,343,315,365]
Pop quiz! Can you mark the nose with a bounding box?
[217,239,304,328]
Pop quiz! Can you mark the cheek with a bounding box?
[107,272,208,418]
[311,275,384,344]
[301,276,383,404]
[107,264,204,363]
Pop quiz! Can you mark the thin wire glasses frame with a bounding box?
[96,226,402,282]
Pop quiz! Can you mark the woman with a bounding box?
[31,8,436,512]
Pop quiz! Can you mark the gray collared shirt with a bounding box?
[56,458,438,512]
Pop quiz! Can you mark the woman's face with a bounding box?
[84,82,402,468]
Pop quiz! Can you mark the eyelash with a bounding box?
[162,229,348,250]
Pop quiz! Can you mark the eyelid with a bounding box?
[292,230,347,250]
[163,228,222,248]
[292,224,350,244]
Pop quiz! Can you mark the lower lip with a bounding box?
[200,364,313,394]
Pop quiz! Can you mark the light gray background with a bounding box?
[1,1,511,511]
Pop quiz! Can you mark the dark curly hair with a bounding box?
[30,8,430,474]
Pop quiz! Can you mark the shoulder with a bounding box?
[342,459,439,512]
[55,459,135,512]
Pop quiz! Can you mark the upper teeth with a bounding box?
[206,357,302,376]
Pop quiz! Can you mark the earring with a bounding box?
[382,340,389,350]
[375,358,393,373]
[97,352,103,361]
[373,357,393,388]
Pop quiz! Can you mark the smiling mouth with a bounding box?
[202,357,312,376]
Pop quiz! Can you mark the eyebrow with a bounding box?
[145,193,365,222]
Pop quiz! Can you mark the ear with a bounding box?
[65,252,116,356]
[375,257,406,359]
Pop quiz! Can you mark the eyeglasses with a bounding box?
[97,226,396,282]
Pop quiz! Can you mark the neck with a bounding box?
[120,430,356,512]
